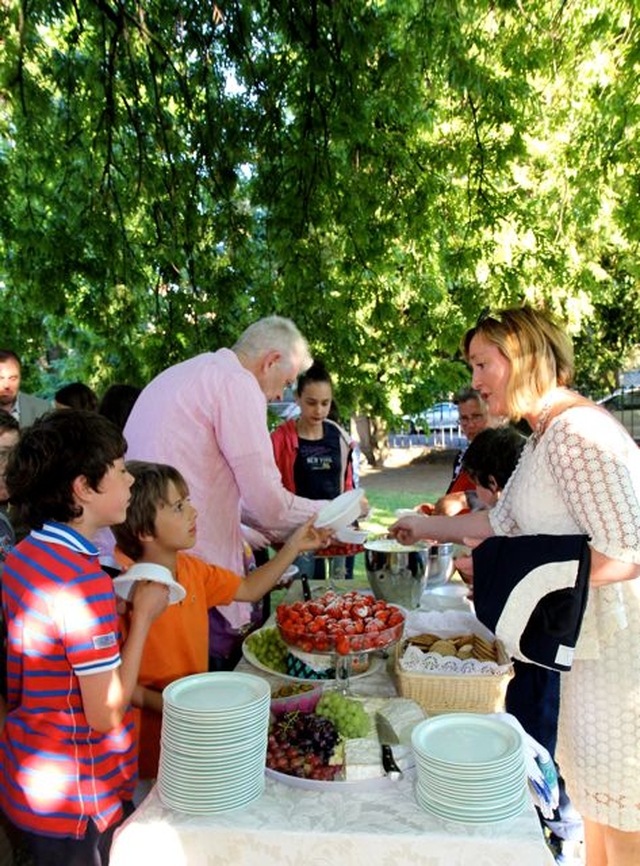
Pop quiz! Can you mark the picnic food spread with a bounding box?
[266,692,425,783]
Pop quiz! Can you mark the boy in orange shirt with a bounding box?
[112,460,328,781]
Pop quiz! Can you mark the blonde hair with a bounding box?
[464,306,574,420]
[233,316,312,375]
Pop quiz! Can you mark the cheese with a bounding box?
[344,738,383,780]
[376,698,426,746]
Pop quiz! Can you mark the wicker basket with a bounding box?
[393,638,514,716]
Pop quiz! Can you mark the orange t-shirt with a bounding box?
[118,551,242,779]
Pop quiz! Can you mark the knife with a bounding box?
[375,714,403,780]
[300,572,312,601]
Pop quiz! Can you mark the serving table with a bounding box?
[109,581,554,866]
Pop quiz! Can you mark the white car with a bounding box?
[598,388,640,442]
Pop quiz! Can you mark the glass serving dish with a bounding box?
[276,590,405,692]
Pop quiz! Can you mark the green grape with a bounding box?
[315,692,370,739]
[247,627,288,673]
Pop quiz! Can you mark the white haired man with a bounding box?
[122,317,348,667]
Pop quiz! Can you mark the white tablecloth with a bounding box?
[110,581,554,866]
[110,773,554,866]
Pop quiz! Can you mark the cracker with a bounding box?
[408,633,440,650]
[429,639,457,657]
[474,636,497,661]
[456,642,474,658]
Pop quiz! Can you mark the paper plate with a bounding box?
[334,528,369,545]
[277,564,299,586]
[112,568,186,605]
[314,489,364,530]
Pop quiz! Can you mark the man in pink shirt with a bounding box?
[123,316,328,667]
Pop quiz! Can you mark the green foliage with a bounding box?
[0,0,638,407]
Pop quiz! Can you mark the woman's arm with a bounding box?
[589,548,640,587]
[389,510,493,546]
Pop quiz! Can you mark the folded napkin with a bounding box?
[487,712,559,819]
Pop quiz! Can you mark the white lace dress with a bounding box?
[490,406,640,831]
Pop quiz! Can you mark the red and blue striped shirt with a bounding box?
[0,522,137,838]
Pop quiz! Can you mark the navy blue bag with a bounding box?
[472,534,591,672]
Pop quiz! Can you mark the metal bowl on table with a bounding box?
[364,538,454,609]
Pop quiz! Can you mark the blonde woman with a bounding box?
[391,306,640,866]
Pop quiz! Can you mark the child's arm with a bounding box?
[234,517,329,602]
[132,683,163,715]
[79,581,168,733]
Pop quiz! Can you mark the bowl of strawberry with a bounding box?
[276,590,405,657]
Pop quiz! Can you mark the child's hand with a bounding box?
[130,580,170,623]
[287,517,331,554]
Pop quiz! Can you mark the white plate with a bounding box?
[163,671,271,712]
[314,489,364,530]
[242,628,384,683]
[412,714,522,767]
[277,564,299,586]
[112,572,186,605]
[416,789,527,825]
[265,766,394,791]
[334,528,369,545]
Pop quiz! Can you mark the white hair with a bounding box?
[233,316,312,371]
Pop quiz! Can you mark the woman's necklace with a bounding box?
[533,398,553,442]
[531,388,567,446]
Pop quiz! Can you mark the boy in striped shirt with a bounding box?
[0,410,169,866]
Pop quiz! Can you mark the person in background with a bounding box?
[54,381,99,411]
[391,306,640,866]
[416,387,495,516]
[98,384,142,432]
[271,359,355,580]
[0,349,49,428]
[0,410,169,866]
[0,414,20,712]
[122,316,352,670]
[461,424,526,509]
[461,424,584,862]
[0,414,19,568]
[112,460,329,784]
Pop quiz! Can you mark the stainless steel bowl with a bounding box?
[364,540,454,608]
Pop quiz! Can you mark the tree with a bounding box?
[1,0,638,416]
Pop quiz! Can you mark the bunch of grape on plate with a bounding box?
[246,627,288,673]
[266,691,370,781]
[267,711,342,781]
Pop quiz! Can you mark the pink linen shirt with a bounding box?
[123,349,322,627]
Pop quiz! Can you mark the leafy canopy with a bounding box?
[1,0,638,418]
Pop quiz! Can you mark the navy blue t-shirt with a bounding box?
[294,423,343,500]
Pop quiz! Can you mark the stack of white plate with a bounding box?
[158,671,270,814]
[411,714,528,824]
